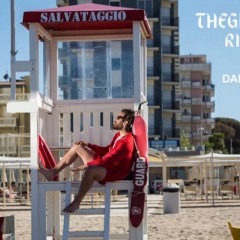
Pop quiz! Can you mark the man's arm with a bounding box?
[87,135,134,169]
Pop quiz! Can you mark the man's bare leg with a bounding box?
[63,165,107,213]
[39,143,95,181]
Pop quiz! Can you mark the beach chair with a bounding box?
[207,185,218,197]
[220,185,234,199]
[183,185,198,200]
[228,222,240,240]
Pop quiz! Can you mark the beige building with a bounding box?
[0,78,30,157]
[178,54,215,147]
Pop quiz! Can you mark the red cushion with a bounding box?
[38,135,59,181]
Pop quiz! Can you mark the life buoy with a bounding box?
[130,115,148,228]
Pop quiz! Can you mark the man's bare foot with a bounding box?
[38,164,56,181]
[63,199,80,213]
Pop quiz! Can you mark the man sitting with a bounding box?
[39,109,135,213]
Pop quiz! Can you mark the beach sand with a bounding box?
[1,195,240,239]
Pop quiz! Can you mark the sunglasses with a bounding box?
[116,116,125,120]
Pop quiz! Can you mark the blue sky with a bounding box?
[179,0,240,121]
[0,0,240,121]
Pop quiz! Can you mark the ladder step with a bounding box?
[68,230,103,238]
[70,208,105,215]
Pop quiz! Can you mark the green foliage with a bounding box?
[213,118,240,153]
[206,132,227,153]
[180,130,192,148]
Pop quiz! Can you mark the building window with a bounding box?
[109,0,120,6]
[137,0,153,18]
[203,112,209,119]
[112,58,121,70]
[57,40,133,100]
[147,85,154,105]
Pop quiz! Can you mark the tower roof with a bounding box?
[22,3,152,38]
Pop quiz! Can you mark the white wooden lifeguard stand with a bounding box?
[7,3,152,240]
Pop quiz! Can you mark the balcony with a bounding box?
[0,93,30,103]
[20,145,31,156]
[192,115,201,121]
[181,115,191,122]
[162,44,179,55]
[0,117,16,127]
[182,98,191,104]
[161,17,179,27]
[163,100,180,111]
[162,73,179,83]
[192,132,210,139]
[192,98,202,105]
[181,81,191,88]
[203,118,215,124]
[203,84,215,96]
[203,100,215,108]
[203,83,215,90]
[192,81,201,88]
[180,63,211,72]
[0,133,30,157]
[0,145,17,155]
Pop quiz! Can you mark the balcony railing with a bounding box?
[192,81,201,87]
[0,117,16,127]
[192,98,202,105]
[162,73,179,82]
[180,63,211,72]
[0,133,30,157]
[161,17,179,26]
[162,44,179,55]
[203,118,215,123]
[192,116,201,121]
[0,145,17,155]
[181,115,191,121]
[0,93,30,103]
[181,81,191,88]
[203,83,215,90]
[182,98,191,104]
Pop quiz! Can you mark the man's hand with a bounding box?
[71,164,88,172]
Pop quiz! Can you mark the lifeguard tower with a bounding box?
[7,3,152,240]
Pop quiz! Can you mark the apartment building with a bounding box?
[178,55,215,147]
[57,0,181,150]
[0,78,30,157]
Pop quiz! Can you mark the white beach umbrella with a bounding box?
[188,166,200,180]
[9,169,16,183]
[1,168,8,184]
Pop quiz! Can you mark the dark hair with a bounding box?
[121,109,135,132]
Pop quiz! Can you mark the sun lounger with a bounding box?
[207,185,218,197]
[183,186,198,200]
[220,185,233,199]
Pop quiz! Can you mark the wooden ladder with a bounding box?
[62,181,111,240]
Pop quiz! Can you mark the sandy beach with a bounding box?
[1,195,240,240]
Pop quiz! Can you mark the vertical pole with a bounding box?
[133,22,141,110]
[26,166,30,204]
[211,150,215,207]
[10,0,16,100]
[3,163,6,208]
